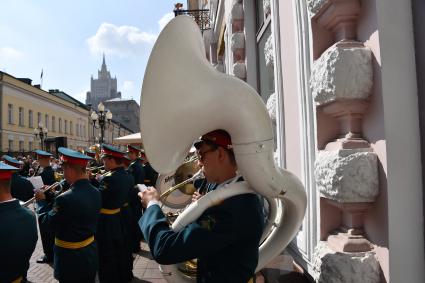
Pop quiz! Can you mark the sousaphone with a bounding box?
[140,15,307,282]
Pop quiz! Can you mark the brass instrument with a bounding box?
[87,165,105,171]
[22,180,66,207]
[159,169,202,200]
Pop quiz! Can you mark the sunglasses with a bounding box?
[196,147,218,162]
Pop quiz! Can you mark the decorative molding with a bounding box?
[307,0,329,15]
[312,241,380,283]
[315,149,379,203]
[230,2,244,20]
[232,62,246,79]
[231,32,245,51]
[311,41,373,106]
[263,0,271,17]
[264,34,275,68]
[266,92,277,123]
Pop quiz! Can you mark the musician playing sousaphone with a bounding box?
[139,130,265,282]
[35,147,101,282]
[136,15,306,283]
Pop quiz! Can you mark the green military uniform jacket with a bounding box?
[11,172,34,202]
[0,199,38,282]
[139,183,264,283]
[143,162,158,187]
[128,158,145,185]
[37,179,101,281]
[40,166,56,186]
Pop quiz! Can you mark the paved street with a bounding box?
[25,207,305,283]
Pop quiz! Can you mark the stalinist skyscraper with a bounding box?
[86,54,121,109]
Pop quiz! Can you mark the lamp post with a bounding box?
[33,122,48,150]
[91,102,113,144]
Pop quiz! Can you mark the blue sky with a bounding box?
[0,0,181,104]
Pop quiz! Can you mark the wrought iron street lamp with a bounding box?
[33,122,48,150]
[91,102,113,144]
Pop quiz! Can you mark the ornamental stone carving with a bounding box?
[231,2,244,21]
[232,62,246,79]
[315,149,379,203]
[264,34,274,68]
[307,0,329,15]
[266,93,277,123]
[310,42,373,105]
[231,32,245,52]
[263,0,271,17]
[312,242,380,283]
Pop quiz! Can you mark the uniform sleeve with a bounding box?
[139,205,237,265]
[37,195,68,231]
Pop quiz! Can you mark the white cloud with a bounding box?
[0,46,23,61]
[158,13,174,31]
[122,80,135,92]
[87,23,157,57]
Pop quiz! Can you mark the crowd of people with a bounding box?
[1,129,265,283]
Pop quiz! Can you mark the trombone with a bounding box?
[160,169,203,200]
[22,180,66,207]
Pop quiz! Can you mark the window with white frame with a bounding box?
[52,116,56,132]
[8,139,13,151]
[8,104,13,124]
[19,107,24,126]
[59,118,62,133]
[255,0,275,103]
[65,120,68,134]
[19,141,24,152]
[45,114,49,130]
[29,141,33,151]
[70,121,73,135]
[37,112,42,125]
[28,110,33,128]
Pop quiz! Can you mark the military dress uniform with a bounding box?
[140,176,264,283]
[0,163,38,283]
[126,145,145,252]
[2,155,35,202]
[97,144,134,283]
[33,149,57,263]
[37,148,102,282]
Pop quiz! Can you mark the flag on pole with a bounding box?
[40,69,44,89]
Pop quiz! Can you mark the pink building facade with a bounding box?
[180,0,424,282]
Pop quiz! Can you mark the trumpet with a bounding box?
[160,169,203,200]
[22,180,66,207]
[87,165,105,171]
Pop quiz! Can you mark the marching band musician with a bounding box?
[126,145,145,252]
[85,148,101,188]
[97,144,134,283]
[0,162,38,283]
[139,130,265,283]
[140,150,158,187]
[35,147,101,283]
[2,155,34,202]
[34,149,56,264]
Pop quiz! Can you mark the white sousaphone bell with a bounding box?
[140,16,307,282]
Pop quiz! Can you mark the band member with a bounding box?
[34,149,56,264]
[126,145,145,252]
[140,150,158,187]
[2,155,34,202]
[34,150,56,185]
[139,130,264,283]
[0,162,38,283]
[97,144,134,283]
[35,147,101,283]
[85,149,101,188]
